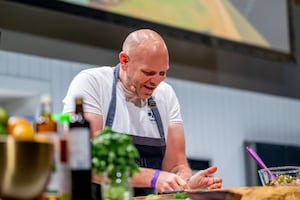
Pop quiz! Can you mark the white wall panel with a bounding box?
[0,51,7,73]
[49,59,94,112]
[0,49,95,113]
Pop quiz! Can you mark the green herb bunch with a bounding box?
[92,127,140,182]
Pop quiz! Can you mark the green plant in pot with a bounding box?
[92,127,140,200]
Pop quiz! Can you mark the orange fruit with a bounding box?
[12,125,35,140]
[7,116,35,140]
[7,117,30,134]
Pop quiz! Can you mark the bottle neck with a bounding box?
[71,98,87,124]
[40,95,53,115]
[75,98,84,114]
[36,99,57,132]
[75,105,84,115]
[41,103,52,115]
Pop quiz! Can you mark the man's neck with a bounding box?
[119,81,146,107]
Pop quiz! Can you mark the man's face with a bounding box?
[125,58,169,99]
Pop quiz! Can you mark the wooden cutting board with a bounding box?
[134,186,300,200]
[224,186,300,200]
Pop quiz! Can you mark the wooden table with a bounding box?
[134,186,300,200]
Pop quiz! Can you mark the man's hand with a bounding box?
[187,166,222,190]
[155,171,190,193]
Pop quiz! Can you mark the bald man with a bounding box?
[63,29,222,197]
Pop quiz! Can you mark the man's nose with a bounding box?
[150,75,164,85]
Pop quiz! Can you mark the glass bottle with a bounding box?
[36,94,57,133]
[69,97,91,200]
[58,113,71,200]
[36,94,60,198]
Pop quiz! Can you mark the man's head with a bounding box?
[119,29,169,99]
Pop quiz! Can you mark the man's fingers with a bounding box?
[201,165,218,176]
[208,182,222,189]
[208,177,222,189]
[177,177,189,190]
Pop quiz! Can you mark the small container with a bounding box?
[258,166,300,186]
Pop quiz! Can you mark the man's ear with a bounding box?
[119,51,129,65]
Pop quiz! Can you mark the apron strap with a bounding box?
[148,97,166,143]
[105,64,120,127]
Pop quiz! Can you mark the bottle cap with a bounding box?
[40,94,52,104]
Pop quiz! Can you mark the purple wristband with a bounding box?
[150,169,160,188]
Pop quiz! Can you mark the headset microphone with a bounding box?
[130,85,136,92]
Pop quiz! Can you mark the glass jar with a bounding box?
[101,171,133,200]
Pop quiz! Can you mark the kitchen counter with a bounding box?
[134,186,300,200]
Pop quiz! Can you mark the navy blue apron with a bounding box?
[92,64,166,199]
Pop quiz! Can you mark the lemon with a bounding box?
[0,106,9,125]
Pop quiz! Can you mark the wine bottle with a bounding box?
[69,97,91,200]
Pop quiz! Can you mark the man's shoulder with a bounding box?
[78,66,114,80]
